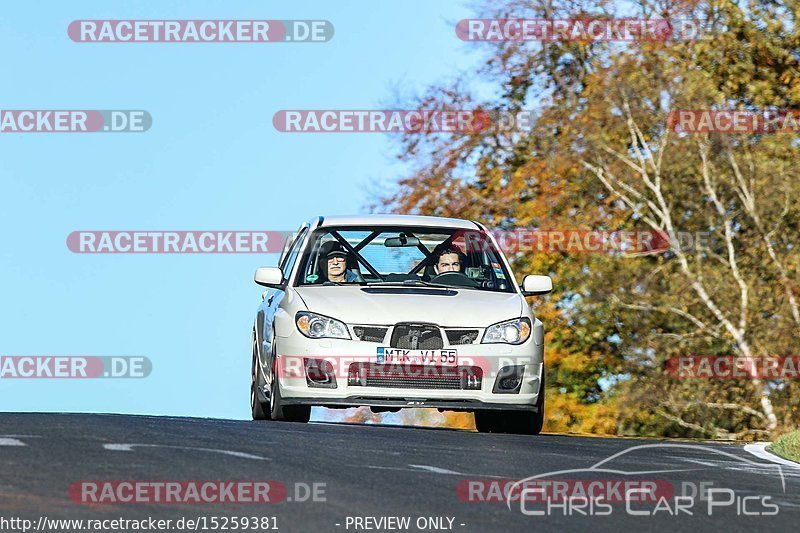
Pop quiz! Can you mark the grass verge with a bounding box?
[768,430,800,463]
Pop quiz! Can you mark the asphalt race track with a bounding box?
[0,413,798,532]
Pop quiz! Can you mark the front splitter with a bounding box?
[283,396,539,412]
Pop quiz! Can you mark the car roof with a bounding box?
[314,214,481,230]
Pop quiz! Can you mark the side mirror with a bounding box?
[254,267,284,288]
[521,275,552,296]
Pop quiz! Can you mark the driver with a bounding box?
[433,247,465,275]
[318,241,363,283]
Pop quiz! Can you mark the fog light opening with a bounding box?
[493,365,525,393]
[499,376,521,389]
[304,358,338,389]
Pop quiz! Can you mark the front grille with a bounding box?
[390,324,443,350]
[349,363,482,390]
[445,329,479,345]
[353,326,388,343]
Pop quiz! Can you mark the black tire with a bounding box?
[474,372,545,435]
[269,350,311,423]
[507,373,545,435]
[251,335,270,421]
[533,371,545,433]
[474,409,505,433]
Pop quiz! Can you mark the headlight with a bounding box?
[296,311,351,340]
[481,317,531,345]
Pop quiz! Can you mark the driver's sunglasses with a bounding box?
[328,256,347,263]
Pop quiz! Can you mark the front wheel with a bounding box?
[474,409,504,433]
[269,353,311,423]
[474,373,545,435]
[251,336,270,421]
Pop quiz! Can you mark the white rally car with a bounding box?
[250,215,552,434]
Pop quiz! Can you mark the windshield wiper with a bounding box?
[403,279,450,288]
[366,279,453,289]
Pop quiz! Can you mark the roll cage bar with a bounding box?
[308,227,479,282]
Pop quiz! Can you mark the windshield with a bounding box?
[294,226,515,293]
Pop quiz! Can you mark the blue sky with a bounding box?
[0,1,483,420]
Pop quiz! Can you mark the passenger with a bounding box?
[318,241,363,283]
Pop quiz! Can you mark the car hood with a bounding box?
[294,286,524,327]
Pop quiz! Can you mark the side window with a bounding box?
[280,229,308,280]
[277,231,297,266]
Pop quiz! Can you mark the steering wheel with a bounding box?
[430,271,480,288]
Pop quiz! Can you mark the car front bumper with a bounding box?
[272,328,544,410]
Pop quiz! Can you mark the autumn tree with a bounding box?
[380,0,800,437]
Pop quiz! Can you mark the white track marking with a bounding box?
[355,463,505,478]
[102,443,270,461]
[744,443,800,469]
[0,438,26,446]
[357,465,413,473]
[408,464,466,475]
[679,458,721,467]
[104,444,136,451]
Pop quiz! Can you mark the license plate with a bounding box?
[376,347,458,366]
